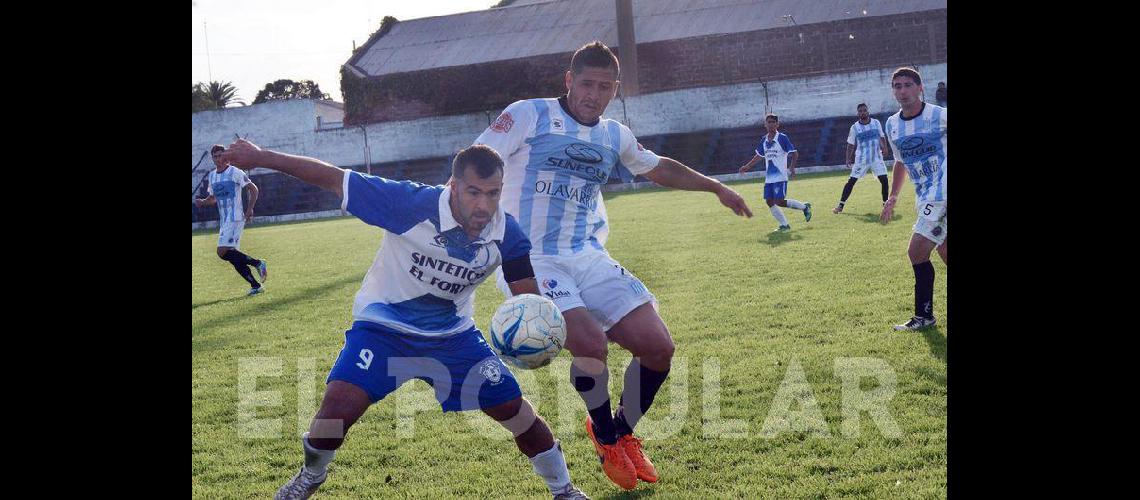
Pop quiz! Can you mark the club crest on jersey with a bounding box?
[432,233,449,248]
[479,359,503,385]
[491,112,514,133]
[564,144,603,164]
[551,117,564,132]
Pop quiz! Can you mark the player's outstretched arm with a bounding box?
[738,153,761,173]
[194,195,216,207]
[219,139,346,197]
[880,161,908,223]
[645,157,753,217]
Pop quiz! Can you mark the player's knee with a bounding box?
[217,247,230,259]
[765,199,776,207]
[571,340,607,362]
[482,396,523,421]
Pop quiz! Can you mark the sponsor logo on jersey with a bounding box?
[491,112,514,133]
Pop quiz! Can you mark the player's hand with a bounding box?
[220,139,263,170]
[789,169,796,180]
[880,197,896,223]
[194,198,205,208]
[245,209,254,223]
[715,184,753,218]
[737,165,750,174]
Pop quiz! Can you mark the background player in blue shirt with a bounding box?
[739,114,812,232]
[219,140,589,500]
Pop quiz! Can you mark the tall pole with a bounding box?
[204,21,213,82]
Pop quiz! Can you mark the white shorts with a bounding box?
[497,248,656,332]
[851,161,888,179]
[218,220,245,249]
[913,201,947,246]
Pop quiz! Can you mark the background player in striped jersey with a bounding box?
[834,103,891,214]
[475,41,752,490]
[738,113,812,232]
[879,67,947,331]
[194,144,268,295]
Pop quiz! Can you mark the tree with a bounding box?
[252,79,330,104]
[193,81,245,112]
[192,84,216,113]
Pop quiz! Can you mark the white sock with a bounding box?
[786,199,806,210]
[302,432,336,475]
[769,205,789,225]
[529,440,572,493]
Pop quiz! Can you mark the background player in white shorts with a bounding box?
[834,103,891,214]
[475,41,752,490]
[880,68,947,331]
[195,144,268,295]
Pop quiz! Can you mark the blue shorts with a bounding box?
[764,181,788,200]
[326,321,522,412]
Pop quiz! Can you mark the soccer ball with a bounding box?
[489,294,567,369]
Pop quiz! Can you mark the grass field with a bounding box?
[192,171,947,498]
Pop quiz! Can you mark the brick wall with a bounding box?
[345,9,946,124]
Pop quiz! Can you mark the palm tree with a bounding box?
[195,81,245,109]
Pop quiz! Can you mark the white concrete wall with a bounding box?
[609,63,947,135]
[191,63,945,189]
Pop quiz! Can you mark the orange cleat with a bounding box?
[585,416,637,490]
[618,434,658,483]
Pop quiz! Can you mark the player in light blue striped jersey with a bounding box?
[834,103,891,214]
[475,41,752,490]
[880,67,947,331]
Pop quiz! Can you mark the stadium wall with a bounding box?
[192,62,944,179]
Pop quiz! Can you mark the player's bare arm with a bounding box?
[788,151,799,180]
[880,160,908,223]
[195,194,216,208]
[880,137,891,160]
[846,144,855,168]
[738,153,762,173]
[220,139,346,197]
[245,182,259,222]
[644,157,753,217]
[508,278,540,296]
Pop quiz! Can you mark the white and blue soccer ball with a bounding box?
[489,294,566,369]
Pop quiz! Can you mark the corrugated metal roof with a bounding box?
[350,0,946,76]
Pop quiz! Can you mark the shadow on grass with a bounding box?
[920,325,947,363]
[192,273,364,334]
[846,211,903,224]
[598,488,659,500]
[192,295,247,310]
[761,229,804,247]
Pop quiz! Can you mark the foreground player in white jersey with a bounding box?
[738,114,812,231]
[219,140,589,500]
[880,67,947,331]
[194,144,268,295]
[475,41,752,490]
[834,103,891,214]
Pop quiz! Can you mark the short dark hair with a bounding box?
[570,41,619,77]
[891,67,922,86]
[210,144,225,155]
[857,103,868,110]
[452,145,504,180]
[765,113,779,122]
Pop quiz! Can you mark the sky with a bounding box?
[191,0,498,104]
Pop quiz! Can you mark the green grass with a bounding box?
[193,171,946,498]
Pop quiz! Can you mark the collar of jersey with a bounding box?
[436,185,507,243]
[899,102,926,121]
[557,95,600,127]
